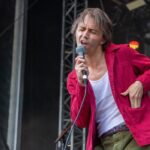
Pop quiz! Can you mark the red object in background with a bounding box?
[129,40,140,50]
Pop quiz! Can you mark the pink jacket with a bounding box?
[67,43,150,150]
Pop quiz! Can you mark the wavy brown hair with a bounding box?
[71,8,113,50]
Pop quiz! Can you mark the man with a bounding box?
[67,8,150,150]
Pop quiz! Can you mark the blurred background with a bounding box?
[0,0,150,150]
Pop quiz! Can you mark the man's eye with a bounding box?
[91,30,96,34]
[79,28,85,31]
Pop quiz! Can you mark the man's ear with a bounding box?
[100,36,106,45]
[100,39,106,45]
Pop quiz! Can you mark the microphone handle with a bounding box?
[82,70,88,85]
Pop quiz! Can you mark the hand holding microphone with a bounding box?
[75,45,88,85]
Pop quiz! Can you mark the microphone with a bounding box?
[76,45,88,85]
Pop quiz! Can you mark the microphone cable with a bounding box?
[63,81,88,150]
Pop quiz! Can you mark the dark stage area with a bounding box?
[21,0,62,149]
[0,0,150,150]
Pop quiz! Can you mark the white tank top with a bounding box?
[89,72,125,137]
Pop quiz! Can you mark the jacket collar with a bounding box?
[105,42,120,53]
[70,43,120,78]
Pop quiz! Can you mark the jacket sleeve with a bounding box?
[67,70,91,128]
[129,47,150,93]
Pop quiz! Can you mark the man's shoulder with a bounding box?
[106,42,130,52]
[112,43,130,50]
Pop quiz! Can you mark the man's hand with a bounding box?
[75,56,88,86]
[121,81,143,108]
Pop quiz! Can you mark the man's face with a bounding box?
[75,15,105,51]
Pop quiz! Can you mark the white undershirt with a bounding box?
[89,72,125,137]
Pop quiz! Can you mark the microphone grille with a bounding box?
[76,45,86,54]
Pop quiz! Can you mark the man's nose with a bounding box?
[82,30,89,39]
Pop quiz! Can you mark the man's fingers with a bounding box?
[130,98,141,108]
[121,90,129,96]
